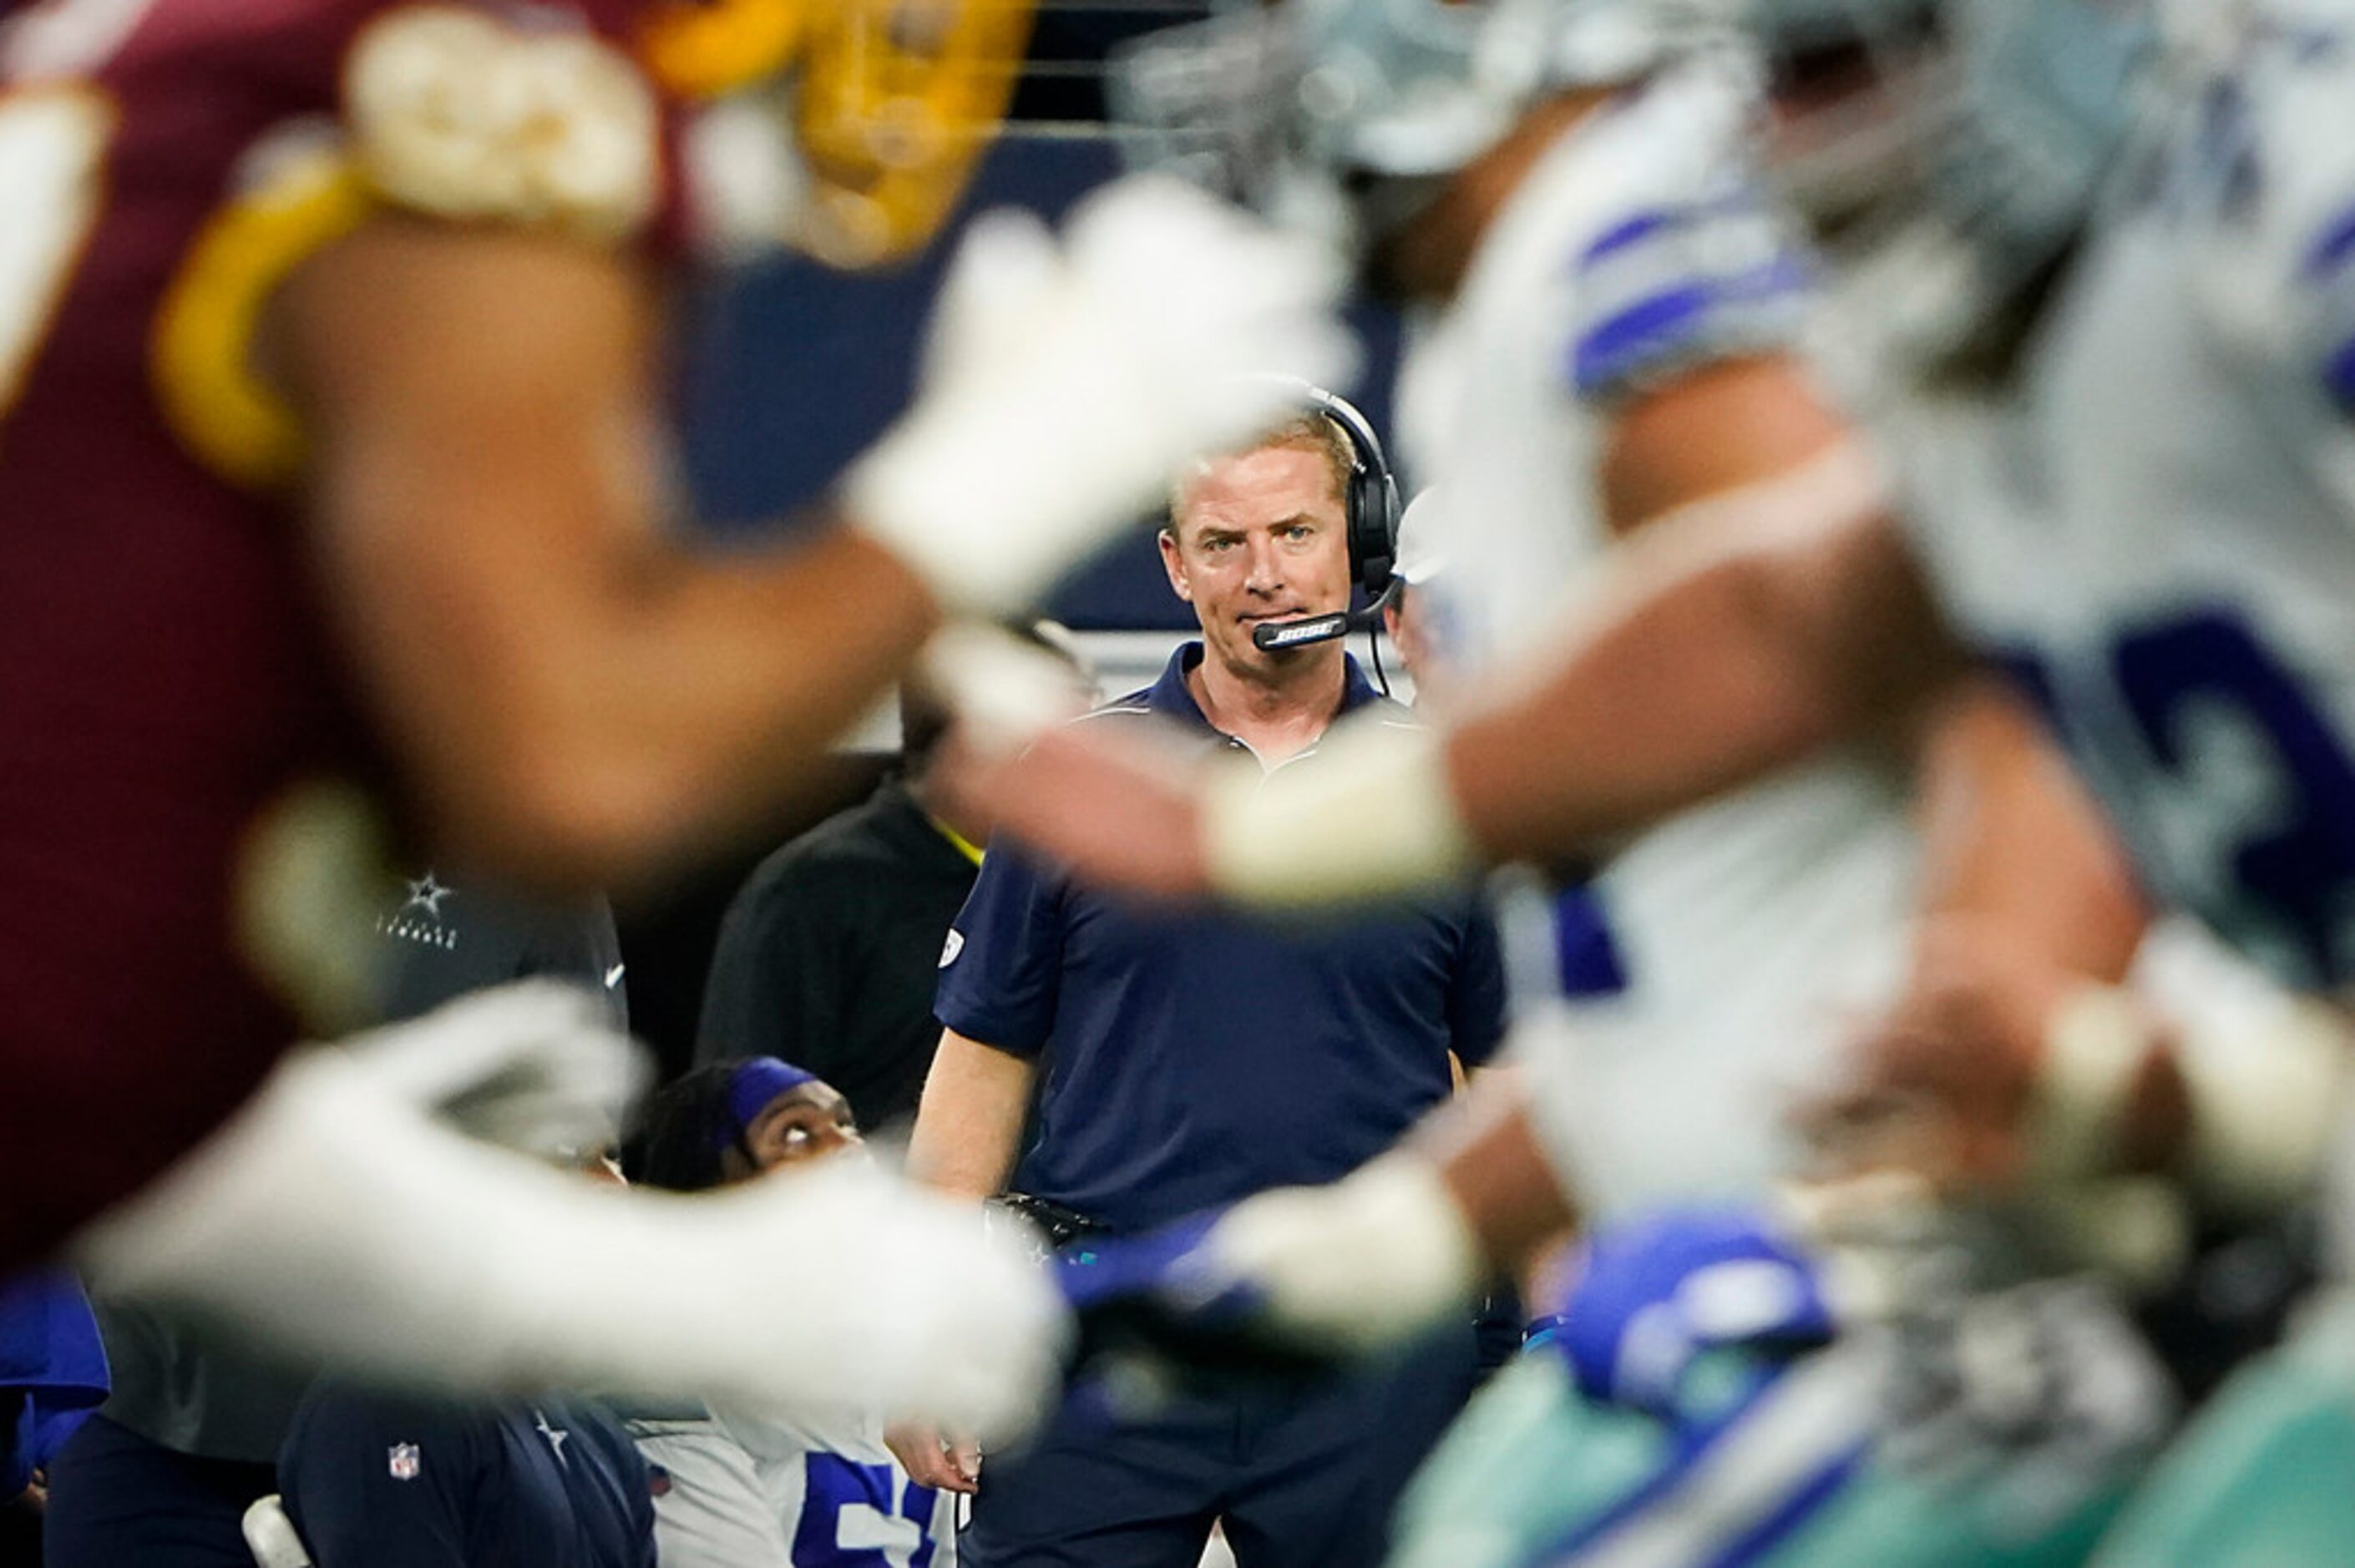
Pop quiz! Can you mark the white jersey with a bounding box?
[631,1404,955,1568]
[1397,56,1918,1216]
[1895,4,2355,998]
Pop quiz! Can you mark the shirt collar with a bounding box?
[926,813,985,867]
[1142,641,1384,736]
[879,776,985,867]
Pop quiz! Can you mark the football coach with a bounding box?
[893,393,1508,1566]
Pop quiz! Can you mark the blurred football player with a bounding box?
[977,0,2355,1556]
[1047,1,2187,1561]
[1097,0,2145,1234]
[0,0,1347,1431]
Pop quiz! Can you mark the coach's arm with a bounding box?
[886,1028,1036,1492]
[906,1028,1034,1202]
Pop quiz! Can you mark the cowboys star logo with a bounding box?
[403,873,453,918]
[534,1409,570,1465]
[379,870,461,951]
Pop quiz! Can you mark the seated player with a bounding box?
[622,1058,956,1568]
[0,0,1347,1428]
[278,1146,656,1568]
[281,1388,657,1568]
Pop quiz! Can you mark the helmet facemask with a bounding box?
[1748,0,2155,375]
[1107,0,1562,278]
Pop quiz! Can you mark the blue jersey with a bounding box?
[0,1270,107,1496]
[935,645,1507,1235]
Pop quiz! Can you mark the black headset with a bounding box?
[1234,380,1405,658]
[1300,385,1403,606]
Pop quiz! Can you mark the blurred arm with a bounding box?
[1902,674,2147,980]
[1456,357,1952,862]
[1415,1070,1578,1279]
[905,1029,1035,1201]
[280,220,938,892]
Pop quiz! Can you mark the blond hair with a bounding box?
[1165,413,1355,541]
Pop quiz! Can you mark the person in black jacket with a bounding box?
[695,623,1091,1135]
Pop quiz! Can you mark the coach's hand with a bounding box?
[884,1422,980,1495]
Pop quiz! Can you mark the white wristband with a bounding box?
[2036,980,2352,1216]
[917,622,1092,759]
[2174,997,2350,1216]
[1201,719,1478,910]
[2030,984,2154,1185]
[1208,1156,1481,1354]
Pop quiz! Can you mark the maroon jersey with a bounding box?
[0,0,687,1267]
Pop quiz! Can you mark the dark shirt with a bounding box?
[696,777,980,1130]
[88,877,630,1468]
[375,872,629,1031]
[934,645,1508,1235]
[281,1390,655,1568]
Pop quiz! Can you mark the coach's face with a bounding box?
[1162,442,1352,680]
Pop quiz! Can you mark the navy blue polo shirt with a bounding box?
[934,644,1507,1236]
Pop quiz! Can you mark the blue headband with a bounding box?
[719,1058,817,1151]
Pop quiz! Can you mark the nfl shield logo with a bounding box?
[387,1442,421,1481]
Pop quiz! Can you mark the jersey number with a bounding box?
[2107,609,2355,984]
[794,1453,940,1568]
[0,85,112,417]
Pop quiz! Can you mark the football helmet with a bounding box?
[1106,0,1731,258]
[638,0,1037,267]
[1739,0,2157,366]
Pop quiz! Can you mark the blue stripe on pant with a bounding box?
[962,1320,1479,1568]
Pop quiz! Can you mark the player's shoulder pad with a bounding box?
[2175,18,2355,412]
[343,3,661,243]
[1558,63,1815,405]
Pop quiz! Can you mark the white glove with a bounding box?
[917,620,1095,758]
[676,1162,1067,1438]
[847,175,1357,615]
[335,980,649,1159]
[77,990,1066,1441]
[1190,1156,1482,1356]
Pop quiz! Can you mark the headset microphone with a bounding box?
[1252,612,1352,652]
[1249,578,1400,653]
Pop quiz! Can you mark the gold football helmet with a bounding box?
[639,0,1037,268]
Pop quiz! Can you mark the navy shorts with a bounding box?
[963,1321,1479,1568]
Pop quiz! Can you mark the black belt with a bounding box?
[991,1192,1112,1255]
